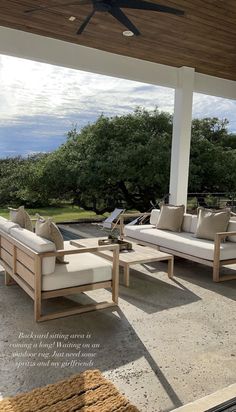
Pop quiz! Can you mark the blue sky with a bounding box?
[0,54,236,158]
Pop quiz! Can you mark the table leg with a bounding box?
[167,257,174,278]
[124,265,130,287]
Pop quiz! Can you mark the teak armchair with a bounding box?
[0,229,119,322]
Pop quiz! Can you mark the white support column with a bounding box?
[169,66,195,208]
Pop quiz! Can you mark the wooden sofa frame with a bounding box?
[125,231,236,282]
[0,229,119,322]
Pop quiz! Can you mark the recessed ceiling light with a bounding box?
[69,16,76,21]
[123,30,134,37]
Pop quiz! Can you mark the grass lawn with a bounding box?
[0,206,105,223]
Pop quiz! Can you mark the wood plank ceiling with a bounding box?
[0,0,236,81]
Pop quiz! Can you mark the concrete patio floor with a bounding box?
[0,224,235,412]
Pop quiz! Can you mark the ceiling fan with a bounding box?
[24,0,184,36]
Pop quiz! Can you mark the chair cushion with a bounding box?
[36,217,65,263]
[10,227,56,275]
[9,206,33,232]
[196,207,230,241]
[124,226,236,261]
[156,204,185,232]
[42,251,112,291]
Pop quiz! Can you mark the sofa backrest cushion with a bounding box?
[182,214,193,232]
[35,217,65,264]
[10,227,56,275]
[156,204,185,232]
[195,207,231,241]
[190,215,198,233]
[150,209,160,225]
[9,206,33,232]
[227,220,236,243]
[0,216,7,223]
[0,220,20,234]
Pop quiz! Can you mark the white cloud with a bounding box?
[0,54,174,126]
[193,93,236,132]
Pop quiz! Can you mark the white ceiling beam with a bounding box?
[0,26,177,89]
[0,26,236,100]
[194,73,236,101]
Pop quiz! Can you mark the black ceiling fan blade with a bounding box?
[109,7,140,35]
[77,9,95,33]
[115,0,184,15]
[24,1,91,14]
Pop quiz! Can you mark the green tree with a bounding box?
[0,111,235,212]
[189,118,236,192]
[51,108,173,213]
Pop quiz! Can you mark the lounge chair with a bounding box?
[99,208,125,231]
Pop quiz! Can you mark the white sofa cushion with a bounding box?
[124,224,153,237]
[0,220,20,233]
[0,216,7,223]
[190,215,198,233]
[42,250,112,291]
[124,226,236,261]
[10,227,56,275]
[150,209,160,225]
[227,220,236,243]
[182,214,193,232]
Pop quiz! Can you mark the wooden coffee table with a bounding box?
[71,238,174,287]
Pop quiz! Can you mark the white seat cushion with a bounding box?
[124,224,153,237]
[42,251,112,291]
[0,220,19,233]
[125,226,236,261]
[10,227,56,275]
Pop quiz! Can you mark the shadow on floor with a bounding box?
[174,259,236,301]
[119,263,201,314]
[0,273,182,410]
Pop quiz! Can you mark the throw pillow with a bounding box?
[195,207,231,241]
[156,204,185,232]
[9,206,33,232]
[35,216,66,264]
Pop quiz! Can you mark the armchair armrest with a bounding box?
[215,231,236,242]
[37,244,119,258]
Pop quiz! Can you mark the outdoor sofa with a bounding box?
[0,216,119,322]
[124,209,236,282]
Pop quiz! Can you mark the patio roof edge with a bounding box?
[194,72,236,101]
[0,26,177,90]
[0,26,236,100]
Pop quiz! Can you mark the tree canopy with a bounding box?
[0,108,235,212]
